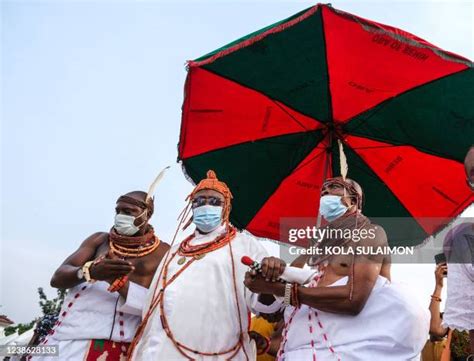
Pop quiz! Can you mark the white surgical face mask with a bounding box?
[114,209,147,236]
[319,195,348,222]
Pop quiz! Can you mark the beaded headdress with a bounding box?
[186,170,233,225]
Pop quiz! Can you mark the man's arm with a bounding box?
[297,226,388,314]
[245,226,387,316]
[295,261,381,315]
[247,261,380,316]
[50,232,133,289]
[429,263,448,338]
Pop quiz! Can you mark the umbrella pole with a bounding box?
[307,133,332,265]
[316,132,333,229]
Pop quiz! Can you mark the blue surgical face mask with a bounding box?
[319,195,348,222]
[192,205,223,233]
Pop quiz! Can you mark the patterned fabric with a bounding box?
[451,329,471,358]
[84,339,130,361]
[443,223,474,331]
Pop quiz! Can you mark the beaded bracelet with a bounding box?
[430,295,442,302]
[257,336,271,355]
[291,283,300,308]
[108,275,129,293]
[283,283,292,306]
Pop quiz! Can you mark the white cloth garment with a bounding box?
[31,280,147,361]
[443,222,474,331]
[253,273,429,361]
[131,225,268,361]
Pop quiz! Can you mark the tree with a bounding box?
[3,288,66,338]
[4,320,35,337]
[35,288,66,340]
[38,287,66,316]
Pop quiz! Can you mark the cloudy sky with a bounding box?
[2,0,473,323]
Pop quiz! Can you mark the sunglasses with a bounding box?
[192,196,224,208]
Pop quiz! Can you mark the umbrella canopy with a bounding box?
[178,4,474,246]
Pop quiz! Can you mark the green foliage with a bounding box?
[3,288,66,338]
[3,320,35,336]
[38,287,66,316]
[4,326,17,336]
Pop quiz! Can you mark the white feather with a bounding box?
[146,166,170,202]
[338,139,348,181]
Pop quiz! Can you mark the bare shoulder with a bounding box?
[372,224,388,245]
[158,240,171,254]
[150,239,170,261]
[80,232,109,249]
[359,224,388,247]
[57,232,108,268]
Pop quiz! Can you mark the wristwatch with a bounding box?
[76,267,84,280]
[82,261,96,283]
[283,283,292,306]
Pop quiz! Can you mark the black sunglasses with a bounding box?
[192,196,224,208]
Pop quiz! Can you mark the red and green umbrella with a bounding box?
[178,4,474,246]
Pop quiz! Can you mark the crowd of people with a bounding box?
[19,146,473,360]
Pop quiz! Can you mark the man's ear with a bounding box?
[342,196,356,208]
[146,209,153,221]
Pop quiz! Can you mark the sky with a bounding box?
[1,0,473,324]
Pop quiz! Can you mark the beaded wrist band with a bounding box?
[430,295,442,302]
[291,283,300,308]
[283,283,292,306]
[108,275,129,293]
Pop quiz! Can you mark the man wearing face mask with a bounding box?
[129,170,269,361]
[31,191,170,361]
[245,177,429,361]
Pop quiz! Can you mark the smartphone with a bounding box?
[434,253,446,265]
[434,253,447,276]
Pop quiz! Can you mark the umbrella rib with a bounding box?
[345,67,472,125]
[348,144,399,150]
[343,141,474,237]
[343,68,472,162]
[271,99,315,131]
[319,5,334,123]
[346,133,467,163]
[326,6,472,67]
[291,148,327,174]
[286,134,308,175]
[195,67,325,131]
[181,130,323,160]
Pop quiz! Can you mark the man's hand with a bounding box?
[244,271,284,296]
[261,257,286,282]
[89,258,134,282]
[435,263,447,288]
[248,331,269,354]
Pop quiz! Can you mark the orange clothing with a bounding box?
[421,339,447,361]
[250,316,276,361]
